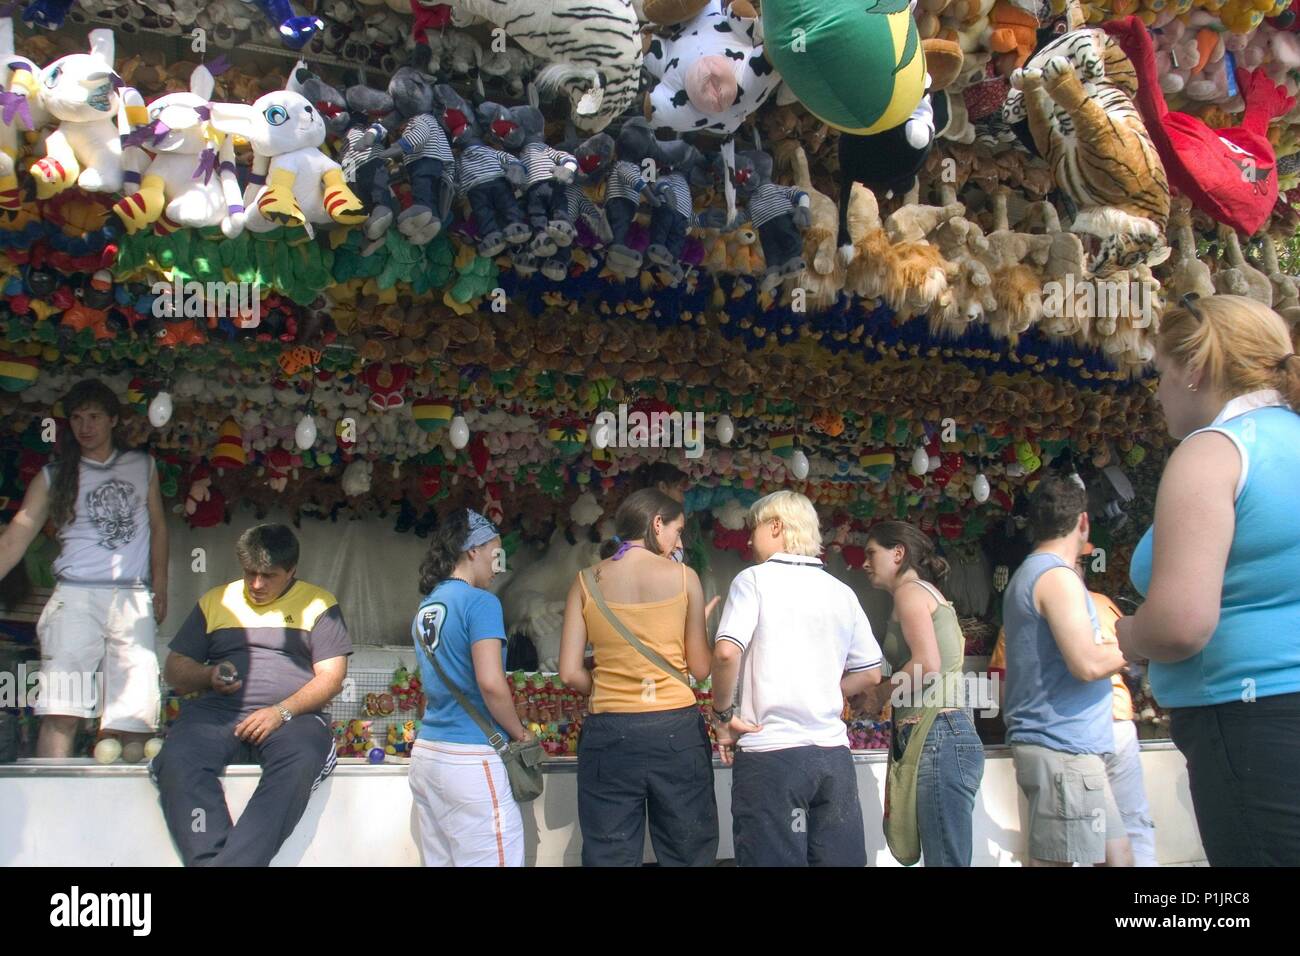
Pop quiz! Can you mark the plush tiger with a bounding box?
[1003,28,1170,276]
[450,0,644,133]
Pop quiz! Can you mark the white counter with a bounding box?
[0,742,1205,866]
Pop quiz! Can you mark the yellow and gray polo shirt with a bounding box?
[169,579,351,721]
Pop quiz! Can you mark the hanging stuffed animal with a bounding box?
[371,67,456,244]
[25,28,130,199]
[1105,16,1294,237]
[727,148,810,292]
[338,111,397,250]
[112,65,246,238]
[449,0,643,133]
[759,0,926,134]
[240,0,324,51]
[209,66,367,237]
[509,104,579,261]
[1003,27,1170,276]
[642,0,781,137]
[603,117,663,277]
[0,17,48,211]
[429,84,528,257]
[534,131,615,280]
[22,0,76,31]
[645,137,705,285]
[835,36,964,260]
[475,98,535,258]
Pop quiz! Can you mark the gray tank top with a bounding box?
[44,450,154,587]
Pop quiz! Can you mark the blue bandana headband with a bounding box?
[462,509,499,552]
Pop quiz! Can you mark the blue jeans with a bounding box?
[895,710,984,866]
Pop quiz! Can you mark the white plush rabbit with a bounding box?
[113,65,246,237]
[208,64,365,237]
[23,28,130,198]
[0,17,49,210]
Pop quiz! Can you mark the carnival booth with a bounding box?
[2,0,1298,865]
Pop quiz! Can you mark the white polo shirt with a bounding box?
[716,553,882,753]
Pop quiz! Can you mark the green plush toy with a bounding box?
[761,0,925,134]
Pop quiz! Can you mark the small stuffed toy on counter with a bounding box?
[112,65,246,238]
[208,69,368,237]
[641,0,782,137]
[24,28,130,199]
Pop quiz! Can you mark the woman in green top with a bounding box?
[862,521,985,866]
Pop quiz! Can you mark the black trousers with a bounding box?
[605,196,638,246]
[151,710,336,866]
[1170,690,1300,866]
[577,705,718,867]
[466,177,522,236]
[525,180,567,229]
[732,744,866,867]
[758,215,803,270]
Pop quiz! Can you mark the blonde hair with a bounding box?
[750,490,823,557]
[1158,295,1300,408]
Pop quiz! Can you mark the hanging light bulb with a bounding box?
[449,415,470,449]
[716,414,735,445]
[147,391,173,428]
[972,473,991,503]
[294,413,317,450]
[911,445,930,475]
[789,449,810,480]
[592,411,614,449]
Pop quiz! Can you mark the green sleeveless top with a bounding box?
[881,579,966,724]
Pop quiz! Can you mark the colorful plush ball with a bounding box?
[761,0,926,134]
[211,417,246,470]
[368,747,386,764]
[411,396,454,432]
[0,353,39,393]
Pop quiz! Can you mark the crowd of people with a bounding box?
[0,293,1297,867]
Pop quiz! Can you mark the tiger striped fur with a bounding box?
[1003,28,1170,276]
[450,0,644,133]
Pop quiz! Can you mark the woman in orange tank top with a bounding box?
[559,488,717,866]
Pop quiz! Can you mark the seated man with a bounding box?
[151,524,351,866]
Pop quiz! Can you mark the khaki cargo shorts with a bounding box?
[1012,743,1125,865]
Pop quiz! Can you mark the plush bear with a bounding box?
[645,137,706,285]
[641,0,780,137]
[25,28,129,199]
[603,117,663,276]
[112,65,246,238]
[209,69,367,237]
[431,84,528,257]
[728,148,810,293]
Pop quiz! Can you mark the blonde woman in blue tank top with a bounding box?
[1117,294,1300,866]
[862,521,984,866]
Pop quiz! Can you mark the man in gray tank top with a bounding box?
[1002,476,1132,867]
[0,380,168,756]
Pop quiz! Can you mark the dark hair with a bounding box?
[1027,476,1089,543]
[418,507,471,594]
[599,488,683,559]
[631,461,688,493]
[236,524,300,573]
[48,379,124,529]
[866,521,950,583]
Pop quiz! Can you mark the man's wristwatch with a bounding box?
[711,705,735,724]
[276,706,293,724]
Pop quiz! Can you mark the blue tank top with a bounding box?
[1130,396,1300,708]
[1002,552,1113,754]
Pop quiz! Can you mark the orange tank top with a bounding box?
[579,563,696,714]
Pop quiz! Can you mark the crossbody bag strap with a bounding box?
[581,567,692,688]
[414,625,508,753]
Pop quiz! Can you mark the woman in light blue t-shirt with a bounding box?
[408,508,534,867]
[1117,294,1300,866]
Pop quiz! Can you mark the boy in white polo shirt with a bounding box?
[711,491,883,866]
